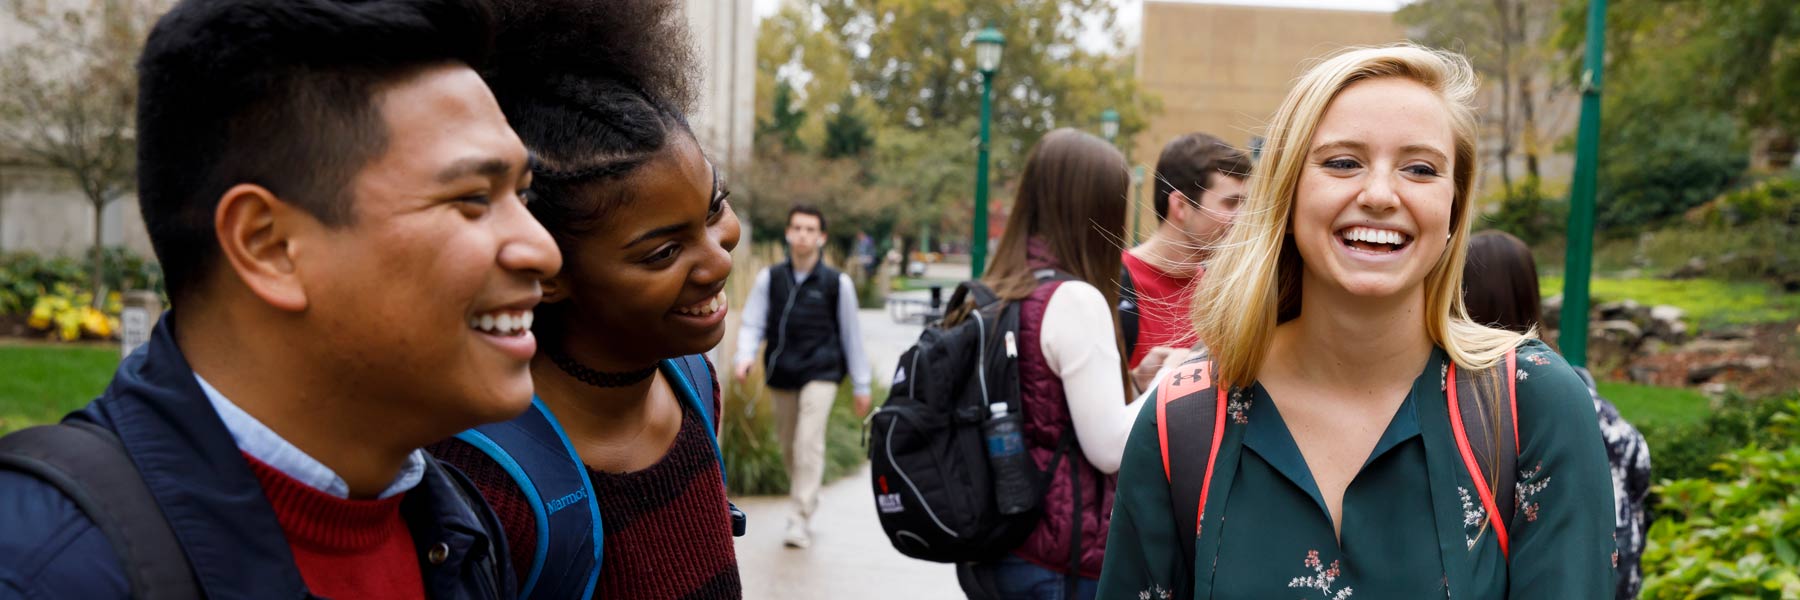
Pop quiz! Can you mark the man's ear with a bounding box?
[1166,190,1192,222]
[214,184,310,313]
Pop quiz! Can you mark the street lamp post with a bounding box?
[1100,108,1120,142]
[971,25,1004,280]
[1560,0,1608,368]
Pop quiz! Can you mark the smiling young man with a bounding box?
[0,1,558,597]
[734,204,873,549]
[1121,133,1251,370]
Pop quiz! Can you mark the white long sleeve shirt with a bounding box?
[735,266,873,396]
[1038,281,1138,474]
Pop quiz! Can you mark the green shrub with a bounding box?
[1597,109,1747,232]
[1638,395,1797,486]
[1640,441,1800,598]
[720,374,882,496]
[0,248,163,315]
[1480,177,1567,244]
[1693,176,1800,228]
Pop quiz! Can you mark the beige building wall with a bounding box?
[1129,2,1404,238]
[1130,1,1582,232]
[1133,2,1406,165]
[685,0,758,174]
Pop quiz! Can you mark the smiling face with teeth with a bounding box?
[537,133,740,368]
[1290,76,1458,304]
[284,66,561,431]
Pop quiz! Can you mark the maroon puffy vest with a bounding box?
[1011,279,1116,578]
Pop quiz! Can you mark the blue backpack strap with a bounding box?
[662,355,747,537]
[454,399,603,599]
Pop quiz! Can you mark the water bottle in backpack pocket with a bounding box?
[983,402,1036,515]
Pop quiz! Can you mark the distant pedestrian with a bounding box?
[855,230,879,280]
[734,204,873,549]
[1463,230,1651,600]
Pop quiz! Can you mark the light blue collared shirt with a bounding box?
[195,375,425,499]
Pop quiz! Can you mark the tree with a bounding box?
[1559,0,1800,165]
[1401,0,1574,188]
[757,79,808,153]
[821,92,873,160]
[0,0,163,303]
[752,0,1156,244]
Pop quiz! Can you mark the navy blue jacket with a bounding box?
[0,314,515,599]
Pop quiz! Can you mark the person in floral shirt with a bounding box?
[1097,45,1615,599]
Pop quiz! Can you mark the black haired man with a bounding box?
[0,0,558,596]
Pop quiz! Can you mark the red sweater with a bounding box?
[243,454,425,600]
[1121,250,1204,368]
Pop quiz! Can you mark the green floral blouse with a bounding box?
[1098,340,1615,599]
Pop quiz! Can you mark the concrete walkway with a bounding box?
[732,307,967,599]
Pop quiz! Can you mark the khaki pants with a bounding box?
[770,380,838,525]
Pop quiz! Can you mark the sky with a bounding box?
[750,0,1410,51]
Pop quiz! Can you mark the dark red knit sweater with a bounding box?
[432,397,741,599]
[242,453,425,600]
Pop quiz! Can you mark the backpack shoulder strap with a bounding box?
[455,401,602,599]
[1118,264,1140,362]
[1153,359,1228,569]
[0,422,200,600]
[664,355,748,537]
[1446,347,1521,559]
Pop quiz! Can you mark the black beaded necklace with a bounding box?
[547,347,657,388]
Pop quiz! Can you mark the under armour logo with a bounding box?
[1169,367,1205,387]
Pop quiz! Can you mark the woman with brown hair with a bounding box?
[956,128,1138,600]
[1463,230,1650,600]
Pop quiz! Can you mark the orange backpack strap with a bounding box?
[1446,346,1521,558]
[1154,358,1228,571]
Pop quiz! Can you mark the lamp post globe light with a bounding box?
[971,25,1004,279]
[1100,107,1120,141]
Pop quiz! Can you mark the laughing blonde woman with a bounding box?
[1097,45,1614,599]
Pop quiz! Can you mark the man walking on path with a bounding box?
[1122,133,1252,372]
[734,204,873,549]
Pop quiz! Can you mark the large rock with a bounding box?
[1596,319,1644,344]
[1587,319,1647,372]
[1595,299,1643,322]
[1646,305,1689,342]
[1680,338,1757,355]
[1686,355,1776,384]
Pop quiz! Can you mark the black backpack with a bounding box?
[866,274,1079,564]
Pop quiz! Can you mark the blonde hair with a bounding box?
[1194,44,1527,386]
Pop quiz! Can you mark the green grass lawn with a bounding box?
[0,344,119,434]
[1540,275,1800,328]
[1597,379,1711,428]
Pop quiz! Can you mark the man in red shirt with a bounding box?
[1122,133,1252,370]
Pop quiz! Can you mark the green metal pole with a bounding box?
[972,71,995,280]
[1560,0,1606,368]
